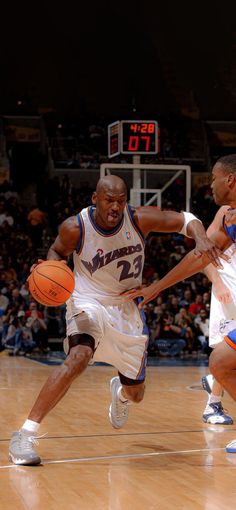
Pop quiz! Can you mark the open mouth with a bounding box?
[108,213,119,222]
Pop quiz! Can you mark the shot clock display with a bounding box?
[107,120,159,157]
[121,120,158,155]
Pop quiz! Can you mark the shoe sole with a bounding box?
[9,452,41,466]
[202,416,233,425]
[226,446,236,453]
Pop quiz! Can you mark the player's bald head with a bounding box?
[96,175,127,197]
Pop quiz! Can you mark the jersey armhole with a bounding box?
[127,205,146,244]
[75,213,84,254]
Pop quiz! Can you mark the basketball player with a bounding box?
[9,174,225,465]
[201,206,234,425]
[123,154,236,452]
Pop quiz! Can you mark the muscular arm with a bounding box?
[134,206,228,267]
[47,216,81,260]
[124,226,232,308]
[203,206,232,303]
[134,206,196,236]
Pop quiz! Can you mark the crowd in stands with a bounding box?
[0,172,217,360]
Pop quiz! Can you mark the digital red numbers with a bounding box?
[130,123,155,134]
[119,120,158,155]
[128,136,150,152]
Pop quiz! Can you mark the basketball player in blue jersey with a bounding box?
[123,154,236,453]
[9,174,226,465]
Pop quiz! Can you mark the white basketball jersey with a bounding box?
[216,245,236,298]
[72,205,145,305]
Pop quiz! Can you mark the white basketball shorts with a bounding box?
[209,291,236,347]
[65,295,148,381]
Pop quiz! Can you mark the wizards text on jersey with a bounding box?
[81,243,143,276]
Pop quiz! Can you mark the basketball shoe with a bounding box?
[202,402,233,425]
[109,376,129,429]
[226,439,236,453]
[202,374,214,395]
[9,429,41,465]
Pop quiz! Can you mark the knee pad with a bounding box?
[64,333,95,355]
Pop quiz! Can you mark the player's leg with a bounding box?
[202,295,233,425]
[103,301,148,429]
[9,329,95,465]
[109,374,145,429]
[210,334,236,402]
[209,335,236,452]
[202,370,233,424]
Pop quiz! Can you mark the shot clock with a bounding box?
[108,120,159,157]
[121,121,158,155]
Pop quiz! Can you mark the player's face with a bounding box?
[211,163,231,205]
[93,189,127,228]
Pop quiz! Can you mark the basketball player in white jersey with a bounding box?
[123,154,236,452]
[201,206,235,425]
[9,174,225,465]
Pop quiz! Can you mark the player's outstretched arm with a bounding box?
[124,227,232,308]
[135,207,229,268]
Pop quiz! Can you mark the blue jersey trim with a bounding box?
[76,213,84,253]
[88,206,124,236]
[223,209,236,243]
[127,205,146,245]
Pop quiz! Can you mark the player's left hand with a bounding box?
[122,282,161,309]
[212,280,233,304]
[193,238,230,268]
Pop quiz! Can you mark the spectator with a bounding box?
[27,205,47,248]
[194,308,210,354]
[188,293,204,316]
[25,302,49,353]
[152,312,186,357]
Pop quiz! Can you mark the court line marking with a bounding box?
[0,446,225,469]
[1,425,236,443]
[1,427,236,443]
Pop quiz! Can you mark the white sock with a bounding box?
[117,386,129,403]
[21,419,40,433]
[208,394,221,405]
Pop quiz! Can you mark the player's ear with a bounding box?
[228,172,236,187]
[92,192,97,204]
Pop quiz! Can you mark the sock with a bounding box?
[21,419,40,433]
[117,386,129,403]
[204,394,221,414]
[208,394,221,405]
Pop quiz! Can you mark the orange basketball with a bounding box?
[28,260,75,306]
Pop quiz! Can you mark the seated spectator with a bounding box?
[167,295,180,315]
[0,289,9,313]
[27,205,47,248]
[3,311,36,355]
[25,302,49,353]
[174,307,195,354]
[179,288,194,309]
[194,308,210,354]
[152,312,186,357]
[188,293,204,316]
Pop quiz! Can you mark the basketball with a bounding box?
[28,260,75,306]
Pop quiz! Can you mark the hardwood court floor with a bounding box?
[1,353,236,510]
